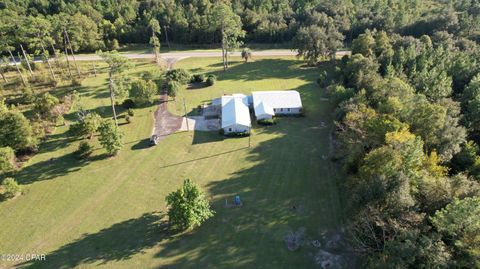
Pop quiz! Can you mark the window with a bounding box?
[287,108,290,112]
[280,108,283,112]
[228,128,232,132]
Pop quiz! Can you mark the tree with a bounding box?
[431,197,480,268]
[24,16,57,81]
[98,120,123,156]
[462,74,480,134]
[165,179,214,231]
[352,31,375,57]
[1,177,21,199]
[129,79,156,105]
[98,51,132,126]
[78,112,102,139]
[293,21,344,64]
[0,147,15,175]
[0,108,36,151]
[0,10,27,86]
[34,93,60,121]
[166,80,180,100]
[241,48,252,62]
[211,3,245,71]
[149,18,162,66]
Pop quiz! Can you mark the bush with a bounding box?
[326,84,355,105]
[127,109,134,116]
[0,147,15,175]
[71,78,82,87]
[192,74,205,83]
[1,178,21,199]
[75,141,93,159]
[206,74,216,86]
[122,99,135,109]
[317,70,328,86]
[21,87,36,104]
[258,118,276,125]
[129,79,156,104]
[165,179,214,231]
[167,80,181,99]
[165,69,191,84]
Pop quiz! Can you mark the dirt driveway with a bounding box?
[152,58,184,140]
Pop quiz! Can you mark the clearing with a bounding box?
[0,56,345,268]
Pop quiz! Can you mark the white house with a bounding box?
[221,94,251,134]
[252,91,302,120]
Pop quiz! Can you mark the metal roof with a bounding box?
[252,91,302,115]
[221,95,251,128]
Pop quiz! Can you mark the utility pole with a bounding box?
[183,98,190,132]
[92,63,97,77]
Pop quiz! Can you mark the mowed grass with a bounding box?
[0,57,343,268]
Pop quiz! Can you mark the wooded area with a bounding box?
[0,0,479,268]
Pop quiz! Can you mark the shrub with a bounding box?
[165,179,214,231]
[258,118,276,125]
[129,79,156,104]
[167,80,181,99]
[326,84,355,105]
[71,78,82,87]
[127,109,134,116]
[317,70,328,86]
[122,99,135,109]
[0,147,15,174]
[21,87,36,104]
[241,48,252,62]
[75,141,93,159]
[192,74,205,83]
[165,69,191,84]
[1,178,21,199]
[206,74,216,86]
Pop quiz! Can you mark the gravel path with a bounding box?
[152,58,184,140]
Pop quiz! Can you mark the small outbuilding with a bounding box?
[221,94,251,134]
[252,91,302,120]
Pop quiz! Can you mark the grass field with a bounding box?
[0,56,344,268]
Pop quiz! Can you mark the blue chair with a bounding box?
[234,195,241,205]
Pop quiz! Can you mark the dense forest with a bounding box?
[0,0,478,52]
[0,0,480,268]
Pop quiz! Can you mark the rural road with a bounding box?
[48,49,350,62]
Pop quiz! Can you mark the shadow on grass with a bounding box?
[209,59,314,82]
[15,151,110,185]
[131,138,151,150]
[20,212,170,269]
[191,130,223,145]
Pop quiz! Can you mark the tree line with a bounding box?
[0,0,478,54]
[327,28,480,267]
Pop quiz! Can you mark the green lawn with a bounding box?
[0,57,344,268]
